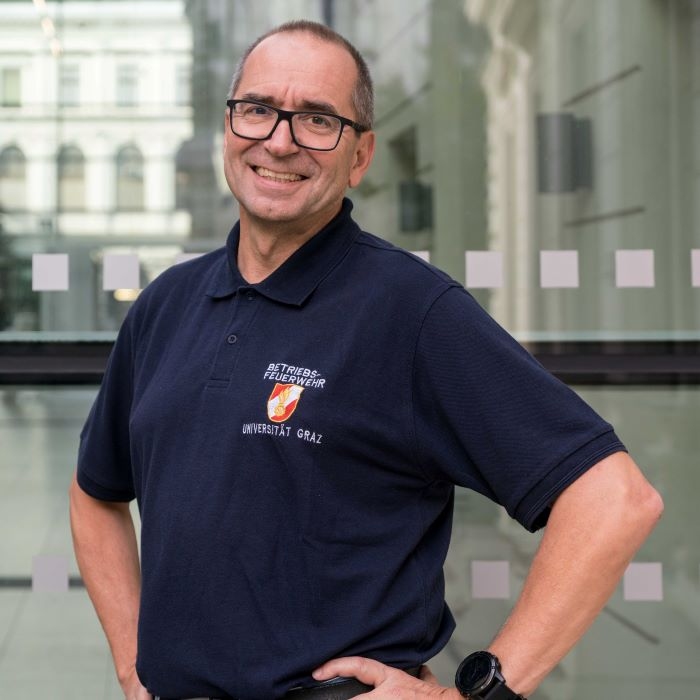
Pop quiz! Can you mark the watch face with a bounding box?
[457,651,496,692]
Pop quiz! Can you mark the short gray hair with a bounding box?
[228,20,374,129]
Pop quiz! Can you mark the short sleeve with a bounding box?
[77,312,136,502]
[412,287,626,531]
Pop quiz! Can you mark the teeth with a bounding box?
[255,167,303,182]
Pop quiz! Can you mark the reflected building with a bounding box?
[335,0,489,292]
[467,0,700,337]
[0,0,193,331]
[0,0,490,333]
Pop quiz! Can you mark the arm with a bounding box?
[313,451,663,697]
[488,450,663,695]
[69,473,150,700]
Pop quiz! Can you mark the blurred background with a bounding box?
[0,0,698,697]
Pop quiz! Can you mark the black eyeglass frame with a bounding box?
[226,99,370,152]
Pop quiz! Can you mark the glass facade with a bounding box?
[1,0,698,340]
[0,384,695,697]
[0,0,697,697]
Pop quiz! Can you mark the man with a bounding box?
[70,20,663,700]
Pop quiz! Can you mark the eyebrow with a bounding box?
[240,92,340,115]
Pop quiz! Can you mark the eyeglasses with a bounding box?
[226,99,369,152]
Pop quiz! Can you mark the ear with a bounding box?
[223,111,231,152]
[348,131,376,189]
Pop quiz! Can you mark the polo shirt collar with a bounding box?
[205,198,359,306]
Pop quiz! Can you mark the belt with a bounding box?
[155,665,421,700]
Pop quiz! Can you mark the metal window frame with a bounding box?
[2,340,700,385]
[0,341,112,384]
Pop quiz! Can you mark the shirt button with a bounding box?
[246,292,254,301]
[227,334,238,344]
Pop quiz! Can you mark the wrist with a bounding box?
[116,662,137,687]
[487,648,535,698]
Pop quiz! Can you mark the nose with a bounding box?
[264,116,300,156]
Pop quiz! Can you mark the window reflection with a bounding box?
[0,0,697,341]
[0,67,21,107]
[57,146,85,211]
[116,64,139,107]
[0,145,26,211]
[116,145,144,211]
[58,64,80,107]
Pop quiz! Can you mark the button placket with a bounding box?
[207,289,259,385]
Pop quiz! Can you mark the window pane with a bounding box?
[429,384,699,698]
[0,383,696,696]
[0,0,697,341]
[1,67,20,106]
[116,146,144,210]
[116,64,138,106]
[57,146,85,211]
[0,146,26,210]
[58,64,80,106]
[0,386,132,696]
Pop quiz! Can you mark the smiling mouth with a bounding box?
[254,166,306,183]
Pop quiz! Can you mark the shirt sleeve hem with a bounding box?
[516,431,627,532]
[76,469,135,502]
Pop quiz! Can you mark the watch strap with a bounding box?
[481,682,525,700]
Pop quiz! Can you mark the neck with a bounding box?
[237,228,310,284]
[237,208,340,283]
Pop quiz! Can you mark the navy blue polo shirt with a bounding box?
[77,199,625,699]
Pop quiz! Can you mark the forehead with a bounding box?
[237,32,358,112]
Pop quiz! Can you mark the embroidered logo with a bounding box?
[267,383,304,423]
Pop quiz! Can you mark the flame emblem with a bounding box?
[267,383,304,423]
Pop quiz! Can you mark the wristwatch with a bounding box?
[455,651,525,699]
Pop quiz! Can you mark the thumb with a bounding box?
[313,656,388,686]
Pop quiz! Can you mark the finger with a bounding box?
[313,656,389,686]
[419,663,439,685]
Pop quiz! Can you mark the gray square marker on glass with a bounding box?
[540,250,579,288]
[32,554,69,592]
[615,250,655,288]
[465,251,503,289]
[32,254,69,291]
[471,560,510,599]
[103,253,140,290]
[692,250,700,287]
[174,252,205,265]
[623,562,663,601]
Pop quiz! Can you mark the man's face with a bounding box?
[223,32,375,237]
